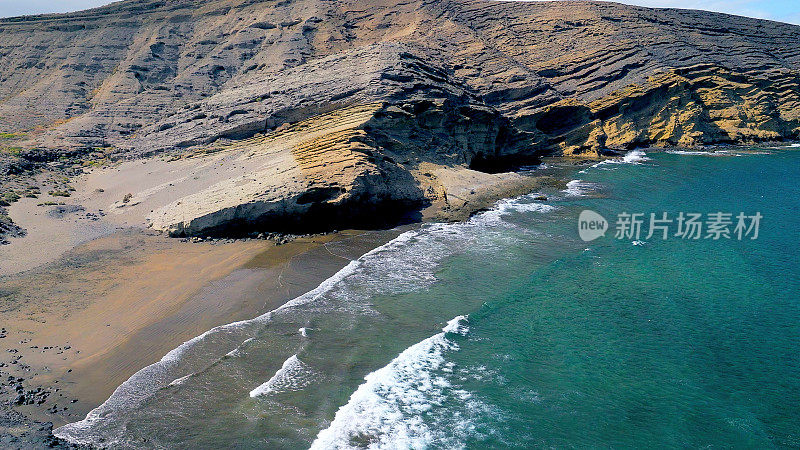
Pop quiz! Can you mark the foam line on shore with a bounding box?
[53,241,399,445]
[55,191,559,446]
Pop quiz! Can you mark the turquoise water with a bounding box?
[57,147,800,448]
[436,149,800,448]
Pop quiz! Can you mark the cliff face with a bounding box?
[144,97,527,236]
[524,65,800,154]
[3,0,800,154]
[1,0,799,235]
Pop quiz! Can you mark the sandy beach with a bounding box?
[0,132,558,446]
[0,226,401,431]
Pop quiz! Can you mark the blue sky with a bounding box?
[0,0,798,25]
[606,0,800,25]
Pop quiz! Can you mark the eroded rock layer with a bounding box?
[1,0,799,234]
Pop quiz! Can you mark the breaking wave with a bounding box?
[622,149,650,163]
[250,354,317,397]
[55,190,557,447]
[576,150,651,175]
[310,316,473,449]
[563,180,604,197]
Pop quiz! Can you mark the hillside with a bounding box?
[0,0,799,237]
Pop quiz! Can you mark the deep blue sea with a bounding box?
[56,146,800,448]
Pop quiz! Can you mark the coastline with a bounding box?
[0,158,577,447]
[0,0,797,443]
[3,146,790,446]
[47,153,609,448]
[0,226,405,444]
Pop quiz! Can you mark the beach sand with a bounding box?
[0,149,560,441]
[0,227,401,428]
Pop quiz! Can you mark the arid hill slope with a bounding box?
[0,0,799,236]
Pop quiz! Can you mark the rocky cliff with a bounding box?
[1,0,799,236]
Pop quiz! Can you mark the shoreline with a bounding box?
[0,159,580,447]
[0,226,405,443]
[4,145,784,445]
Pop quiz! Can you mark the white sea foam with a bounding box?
[57,188,553,446]
[56,226,459,445]
[497,198,555,214]
[477,194,557,225]
[666,150,716,155]
[250,354,316,397]
[622,149,650,163]
[519,163,549,172]
[578,150,651,174]
[225,338,254,357]
[54,305,278,445]
[54,245,392,445]
[564,179,584,196]
[168,373,193,387]
[578,160,612,173]
[563,179,603,197]
[789,143,800,148]
[299,327,308,337]
[668,149,772,157]
[310,316,470,449]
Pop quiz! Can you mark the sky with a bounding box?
[0,0,798,25]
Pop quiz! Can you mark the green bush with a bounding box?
[2,192,20,204]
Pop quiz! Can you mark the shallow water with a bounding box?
[57,146,800,448]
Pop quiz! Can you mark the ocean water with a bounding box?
[56,146,800,448]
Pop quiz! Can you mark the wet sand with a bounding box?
[0,153,560,440]
[0,227,401,428]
